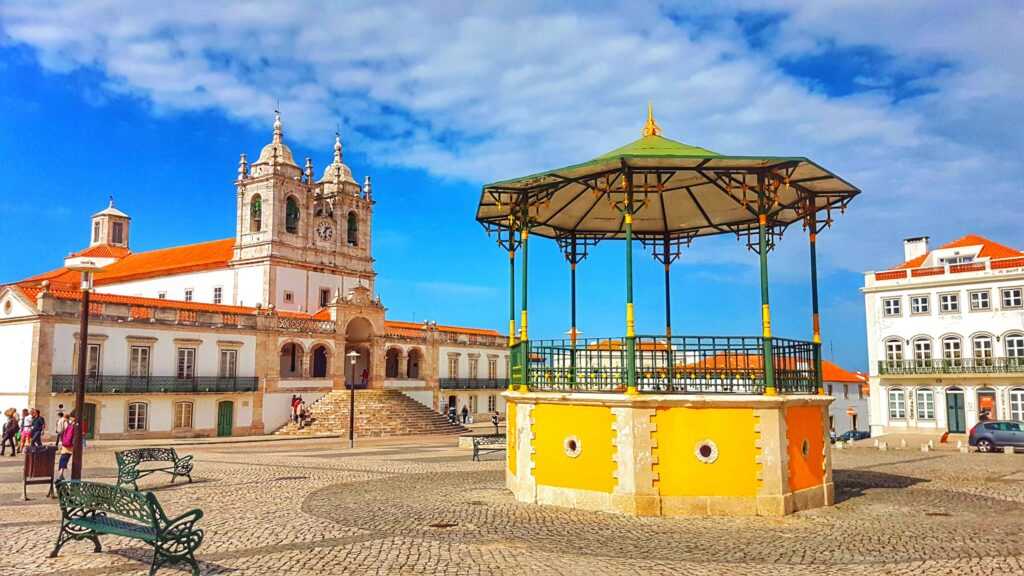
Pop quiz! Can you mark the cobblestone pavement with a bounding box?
[1,438,1022,575]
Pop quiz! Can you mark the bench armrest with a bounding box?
[160,508,203,535]
[173,455,194,474]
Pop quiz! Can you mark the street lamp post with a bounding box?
[346,349,359,448]
[63,257,101,481]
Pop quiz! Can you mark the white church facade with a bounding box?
[0,114,507,439]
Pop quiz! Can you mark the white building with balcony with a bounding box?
[863,234,1024,436]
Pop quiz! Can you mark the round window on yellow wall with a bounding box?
[694,439,719,464]
[563,436,582,458]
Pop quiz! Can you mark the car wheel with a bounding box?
[977,439,994,453]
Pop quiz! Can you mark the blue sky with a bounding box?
[2,1,1022,372]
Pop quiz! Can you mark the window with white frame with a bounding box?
[184,288,193,302]
[942,336,962,364]
[916,389,935,419]
[129,346,151,378]
[913,338,932,365]
[910,295,930,315]
[487,395,496,411]
[1002,287,1023,309]
[468,357,479,379]
[888,388,906,419]
[158,291,167,300]
[213,286,223,304]
[469,395,478,413]
[1011,389,1024,422]
[1006,334,1024,362]
[219,349,238,378]
[283,291,294,304]
[320,288,331,308]
[173,401,194,429]
[939,293,960,313]
[177,348,196,380]
[973,336,994,364]
[85,343,102,377]
[92,221,101,243]
[883,297,901,317]
[885,340,904,366]
[488,357,498,380]
[448,356,459,378]
[970,290,990,311]
[843,384,849,399]
[112,221,124,244]
[127,402,148,431]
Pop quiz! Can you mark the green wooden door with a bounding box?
[82,403,97,440]
[217,401,234,437]
[946,391,965,433]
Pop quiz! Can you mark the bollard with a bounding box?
[920,444,930,452]
[835,441,844,450]
[900,439,907,449]
[957,440,964,449]
[873,439,879,448]
[1004,447,1015,455]
[928,440,935,449]
[959,446,970,454]
[878,441,888,452]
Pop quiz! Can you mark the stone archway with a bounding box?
[407,348,423,379]
[280,342,305,378]
[345,317,374,388]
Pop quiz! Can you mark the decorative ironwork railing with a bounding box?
[510,335,818,394]
[873,255,1024,282]
[277,316,336,333]
[878,357,1024,375]
[50,375,260,394]
[439,378,509,390]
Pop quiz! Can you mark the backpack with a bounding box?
[60,423,75,448]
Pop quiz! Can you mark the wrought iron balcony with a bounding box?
[511,335,818,394]
[878,357,1024,376]
[439,378,509,390]
[50,375,260,394]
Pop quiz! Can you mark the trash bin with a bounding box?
[23,445,56,500]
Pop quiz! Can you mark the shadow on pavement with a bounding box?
[832,468,928,504]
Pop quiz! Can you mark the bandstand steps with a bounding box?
[273,389,467,438]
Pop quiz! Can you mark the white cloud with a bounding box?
[1,0,1021,274]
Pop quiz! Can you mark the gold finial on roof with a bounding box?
[641,102,661,137]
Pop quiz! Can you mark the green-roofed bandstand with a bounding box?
[476,106,861,396]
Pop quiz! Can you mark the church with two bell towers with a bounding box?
[0,113,509,441]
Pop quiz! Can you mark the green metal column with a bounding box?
[570,257,578,386]
[519,213,530,391]
[625,173,638,395]
[663,235,674,385]
[758,175,777,395]
[809,228,824,395]
[508,221,517,391]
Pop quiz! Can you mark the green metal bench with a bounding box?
[50,480,204,575]
[116,448,193,490]
[471,433,506,461]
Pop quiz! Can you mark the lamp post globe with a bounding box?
[62,256,102,480]
[346,349,360,448]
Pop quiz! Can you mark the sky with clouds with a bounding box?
[1,1,1021,371]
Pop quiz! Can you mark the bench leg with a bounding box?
[50,522,102,558]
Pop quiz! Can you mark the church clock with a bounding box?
[315,220,334,242]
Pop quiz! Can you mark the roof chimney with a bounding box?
[903,236,929,262]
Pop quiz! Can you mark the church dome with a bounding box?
[318,133,359,189]
[253,112,299,168]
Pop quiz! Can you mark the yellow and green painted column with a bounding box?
[624,172,637,394]
[757,175,776,396]
[809,227,824,395]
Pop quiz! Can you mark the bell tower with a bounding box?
[230,112,376,312]
[90,198,130,249]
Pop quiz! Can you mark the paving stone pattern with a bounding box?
[0,438,1022,575]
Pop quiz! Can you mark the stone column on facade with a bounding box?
[754,403,790,516]
[611,406,660,516]
[28,318,55,422]
[511,402,537,501]
[398,349,408,379]
[369,337,385,389]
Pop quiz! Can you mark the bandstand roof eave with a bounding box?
[476,152,861,241]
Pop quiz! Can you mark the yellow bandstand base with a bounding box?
[504,390,833,517]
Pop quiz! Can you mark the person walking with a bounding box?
[461,404,469,425]
[360,368,368,388]
[54,411,67,446]
[19,409,32,453]
[29,408,45,447]
[56,412,77,480]
[290,395,300,424]
[1,409,17,456]
[491,410,500,435]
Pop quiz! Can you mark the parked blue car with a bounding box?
[969,421,1024,452]
[838,430,870,442]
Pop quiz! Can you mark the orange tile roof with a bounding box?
[74,245,132,259]
[891,234,1023,270]
[821,361,867,384]
[682,354,864,383]
[384,319,501,338]
[15,284,268,316]
[17,238,234,289]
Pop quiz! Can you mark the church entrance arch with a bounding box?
[345,317,374,388]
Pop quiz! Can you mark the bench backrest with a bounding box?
[56,480,163,527]
[474,434,506,445]
[116,447,179,468]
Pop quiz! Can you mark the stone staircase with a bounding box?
[274,389,468,438]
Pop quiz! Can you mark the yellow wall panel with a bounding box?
[654,407,760,497]
[531,403,616,493]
